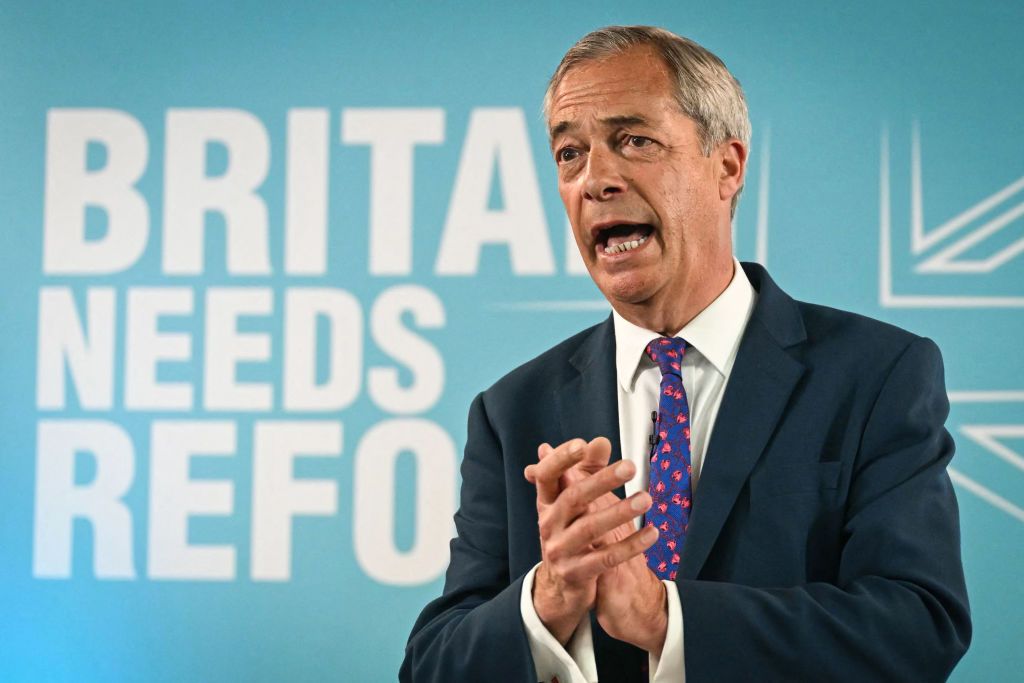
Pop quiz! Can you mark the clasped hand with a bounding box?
[524,437,669,656]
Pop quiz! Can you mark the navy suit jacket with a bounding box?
[401,263,971,682]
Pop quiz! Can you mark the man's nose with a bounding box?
[581,148,626,201]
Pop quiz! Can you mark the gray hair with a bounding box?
[543,26,751,214]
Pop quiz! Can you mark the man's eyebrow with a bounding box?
[549,120,575,140]
[548,114,652,141]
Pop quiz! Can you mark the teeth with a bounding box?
[605,235,647,254]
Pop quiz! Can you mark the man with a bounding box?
[400,26,971,682]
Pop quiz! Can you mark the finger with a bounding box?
[559,436,614,487]
[577,436,613,475]
[547,459,637,530]
[524,447,542,485]
[524,443,553,484]
[561,459,636,514]
[569,524,659,581]
[558,491,652,556]
[533,439,588,505]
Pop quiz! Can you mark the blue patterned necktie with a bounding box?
[643,337,692,580]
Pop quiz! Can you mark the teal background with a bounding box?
[2,1,1022,680]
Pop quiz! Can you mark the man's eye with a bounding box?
[557,147,580,163]
[627,135,653,148]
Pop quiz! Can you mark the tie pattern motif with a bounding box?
[644,337,692,581]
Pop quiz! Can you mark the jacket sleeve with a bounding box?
[677,337,972,682]
[400,392,538,682]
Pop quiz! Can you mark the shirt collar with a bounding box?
[612,258,755,392]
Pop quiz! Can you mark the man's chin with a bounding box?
[597,275,657,309]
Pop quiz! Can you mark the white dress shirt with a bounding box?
[520,259,756,683]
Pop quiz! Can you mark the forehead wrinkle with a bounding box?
[554,76,651,111]
[603,114,650,128]
[550,85,676,135]
[551,47,673,107]
[549,114,648,140]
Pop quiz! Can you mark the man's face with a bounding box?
[549,46,738,314]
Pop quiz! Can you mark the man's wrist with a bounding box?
[632,580,668,656]
[533,563,589,645]
[646,581,669,657]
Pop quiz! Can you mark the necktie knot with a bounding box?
[645,337,687,378]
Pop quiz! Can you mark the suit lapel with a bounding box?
[680,263,807,580]
[554,316,626,497]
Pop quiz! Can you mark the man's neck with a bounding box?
[611,260,736,336]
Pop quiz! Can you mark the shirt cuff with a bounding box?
[520,562,597,683]
[649,579,685,682]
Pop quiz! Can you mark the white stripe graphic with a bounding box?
[756,125,771,267]
[959,425,1024,472]
[879,122,1024,305]
[948,467,1024,524]
[948,391,1024,403]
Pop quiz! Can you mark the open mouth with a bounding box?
[597,224,655,255]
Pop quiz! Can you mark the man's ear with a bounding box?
[718,139,748,204]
